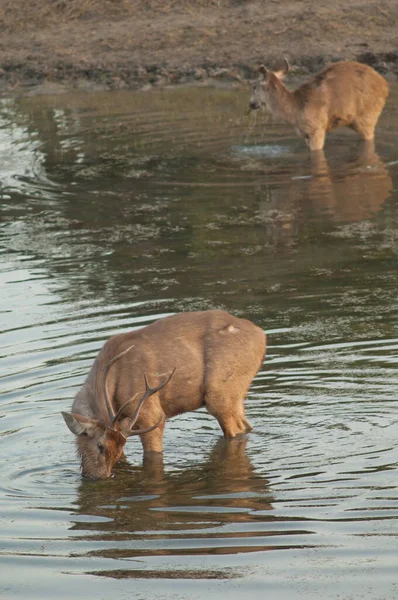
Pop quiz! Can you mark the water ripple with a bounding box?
[1,85,398,599]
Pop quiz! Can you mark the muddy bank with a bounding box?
[0,0,397,94]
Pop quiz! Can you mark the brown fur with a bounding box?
[62,310,266,479]
[249,60,389,151]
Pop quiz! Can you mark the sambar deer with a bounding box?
[249,60,389,151]
[62,310,266,480]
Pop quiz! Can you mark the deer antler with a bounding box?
[103,343,135,425]
[117,368,176,435]
[126,415,165,437]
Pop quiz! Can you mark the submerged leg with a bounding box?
[308,130,326,151]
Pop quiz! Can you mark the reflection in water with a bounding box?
[72,437,278,578]
[258,140,393,249]
[0,89,395,315]
[308,140,392,222]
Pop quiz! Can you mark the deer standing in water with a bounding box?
[62,310,266,480]
[249,60,389,151]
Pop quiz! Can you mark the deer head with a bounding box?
[249,59,290,111]
[62,344,174,480]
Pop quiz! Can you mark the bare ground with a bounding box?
[0,0,397,94]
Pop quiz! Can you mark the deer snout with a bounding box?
[249,100,260,111]
[80,458,114,480]
[81,469,112,481]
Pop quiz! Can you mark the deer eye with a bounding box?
[97,442,104,454]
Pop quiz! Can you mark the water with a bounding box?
[1,85,398,599]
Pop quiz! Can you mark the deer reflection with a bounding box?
[71,437,272,540]
[258,140,392,243]
[307,140,392,222]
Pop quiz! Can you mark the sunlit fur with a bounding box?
[249,60,389,151]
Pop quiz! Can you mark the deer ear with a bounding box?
[274,58,289,79]
[62,412,100,437]
[258,65,268,80]
[118,418,131,437]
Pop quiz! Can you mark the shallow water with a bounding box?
[1,85,398,599]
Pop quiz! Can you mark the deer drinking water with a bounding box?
[249,60,389,151]
[62,310,266,480]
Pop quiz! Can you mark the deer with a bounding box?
[62,310,266,480]
[248,60,389,151]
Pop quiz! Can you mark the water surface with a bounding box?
[1,85,398,599]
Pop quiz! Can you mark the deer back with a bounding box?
[96,310,266,421]
[294,61,389,128]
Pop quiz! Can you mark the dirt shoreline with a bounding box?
[0,0,397,95]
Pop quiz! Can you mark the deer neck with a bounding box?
[268,79,297,125]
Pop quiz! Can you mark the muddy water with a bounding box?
[1,85,398,599]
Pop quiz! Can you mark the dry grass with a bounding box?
[0,0,241,32]
[0,0,395,93]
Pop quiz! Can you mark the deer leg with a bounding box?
[205,391,252,438]
[142,452,165,480]
[241,415,253,432]
[139,416,166,453]
[349,119,375,141]
[308,130,326,151]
